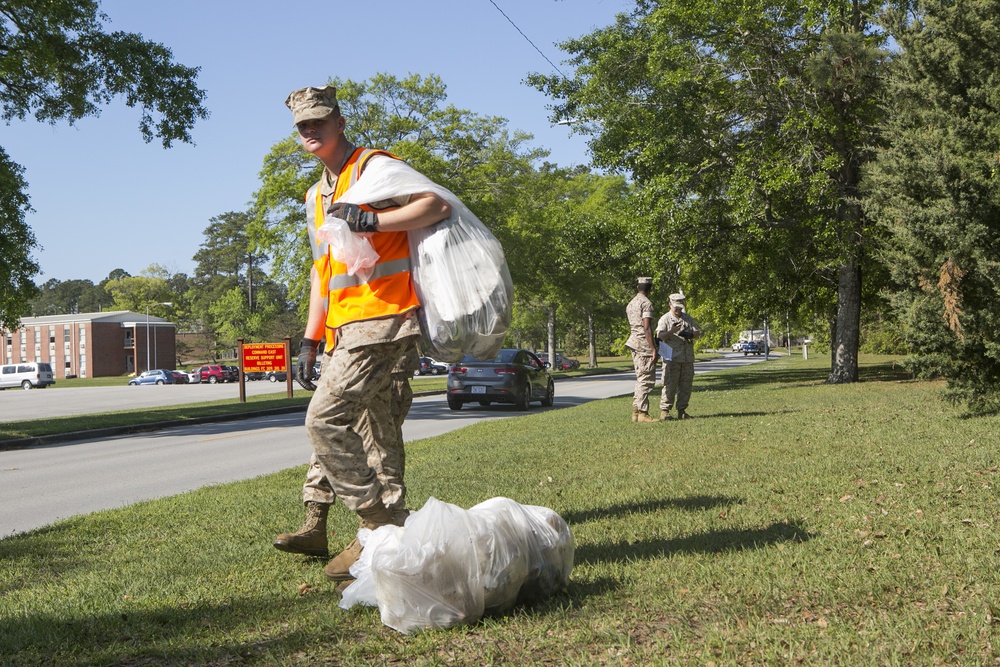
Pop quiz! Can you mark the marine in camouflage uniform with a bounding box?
[273,85,451,584]
[656,293,702,420]
[298,347,418,513]
[625,277,658,422]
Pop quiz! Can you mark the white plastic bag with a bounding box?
[336,157,513,362]
[338,496,575,634]
[316,217,379,284]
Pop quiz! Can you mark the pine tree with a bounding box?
[867,0,1000,411]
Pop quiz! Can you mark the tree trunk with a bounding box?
[827,257,861,384]
[587,310,597,368]
[547,306,557,366]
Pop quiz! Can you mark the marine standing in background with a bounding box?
[274,84,451,585]
[656,292,702,420]
[625,276,658,422]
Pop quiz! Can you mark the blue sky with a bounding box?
[7,0,629,285]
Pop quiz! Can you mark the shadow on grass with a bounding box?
[574,519,813,566]
[696,360,913,393]
[562,496,743,525]
[0,595,353,666]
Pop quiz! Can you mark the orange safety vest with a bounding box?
[305,148,421,349]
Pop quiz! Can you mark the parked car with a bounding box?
[414,356,449,376]
[186,369,202,384]
[193,364,230,384]
[536,352,579,371]
[221,365,240,382]
[244,371,267,381]
[446,348,554,411]
[128,369,175,386]
[267,371,288,383]
[169,370,189,384]
[0,361,56,390]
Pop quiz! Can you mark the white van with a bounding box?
[0,361,56,390]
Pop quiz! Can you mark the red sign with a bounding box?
[241,342,288,372]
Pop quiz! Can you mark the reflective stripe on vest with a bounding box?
[328,257,412,290]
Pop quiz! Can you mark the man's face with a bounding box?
[671,301,684,313]
[296,114,346,163]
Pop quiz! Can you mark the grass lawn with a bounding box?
[1,353,998,666]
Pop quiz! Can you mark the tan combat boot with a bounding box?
[660,410,672,421]
[324,502,396,582]
[273,501,330,557]
[632,409,656,423]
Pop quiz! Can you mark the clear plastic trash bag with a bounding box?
[338,496,575,635]
[335,157,513,362]
[316,218,379,284]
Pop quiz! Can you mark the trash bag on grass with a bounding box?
[339,496,574,634]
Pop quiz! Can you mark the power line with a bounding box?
[486,0,569,79]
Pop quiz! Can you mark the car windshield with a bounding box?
[460,349,516,364]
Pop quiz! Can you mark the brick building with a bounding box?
[1,312,176,379]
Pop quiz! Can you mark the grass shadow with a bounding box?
[574,519,814,566]
[562,496,743,525]
[0,594,354,665]
[696,360,914,393]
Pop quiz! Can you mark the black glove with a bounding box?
[327,202,379,233]
[678,329,694,340]
[296,338,320,391]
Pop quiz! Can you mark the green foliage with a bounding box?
[0,0,207,330]
[530,0,896,382]
[0,0,208,146]
[30,277,111,315]
[209,286,281,346]
[867,0,1000,412]
[0,147,38,329]
[104,267,174,313]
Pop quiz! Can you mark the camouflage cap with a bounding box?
[637,276,653,285]
[669,292,686,303]
[285,85,339,124]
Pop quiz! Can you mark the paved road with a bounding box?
[0,354,767,537]
[0,377,301,422]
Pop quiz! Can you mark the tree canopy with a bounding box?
[867,0,1000,411]
[0,0,208,331]
[530,0,895,382]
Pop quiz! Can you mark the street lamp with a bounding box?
[146,302,173,372]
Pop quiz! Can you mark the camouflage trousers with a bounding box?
[630,349,657,413]
[303,336,418,512]
[660,360,694,412]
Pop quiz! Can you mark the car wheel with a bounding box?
[208,376,218,384]
[516,383,531,411]
[156,380,164,385]
[541,380,555,407]
[447,396,463,411]
[21,380,32,390]
[269,375,278,382]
